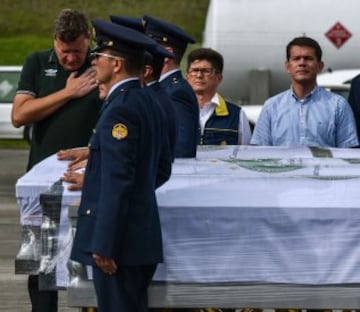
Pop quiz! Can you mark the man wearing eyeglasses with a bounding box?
[11,9,102,312]
[183,48,252,312]
[70,20,172,312]
[186,48,251,147]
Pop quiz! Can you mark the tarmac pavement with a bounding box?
[0,148,77,312]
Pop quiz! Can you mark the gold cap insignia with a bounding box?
[112,123,128,140]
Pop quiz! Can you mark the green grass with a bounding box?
[0,0,209,65]
[0,139,29,149]
[0,36,51,65]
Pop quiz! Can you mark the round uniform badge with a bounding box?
[112,123,128,140]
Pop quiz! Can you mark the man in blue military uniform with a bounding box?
[110,14,177,160]
[143,15,199,158]
[70,19,172,312]
[143,46,177,160]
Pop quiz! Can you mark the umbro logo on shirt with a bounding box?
[44,69,57,77]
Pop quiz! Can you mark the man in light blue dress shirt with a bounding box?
[251,36,358,148]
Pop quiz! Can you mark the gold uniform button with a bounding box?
[86,209,91,215]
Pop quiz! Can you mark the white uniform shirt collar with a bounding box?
[159,69,181,82]
[146,80,157,86]
[107,77,139,98]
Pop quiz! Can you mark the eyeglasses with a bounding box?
[188,67,217,77]
[90,52,124,61]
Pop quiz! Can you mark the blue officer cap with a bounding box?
[149,44,174,60]
[142,15,195,50]
[91,19,156,53]
[145,44,174,65]
[109,15,145,33]
[107,16,174,64]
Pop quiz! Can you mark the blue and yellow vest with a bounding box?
[199,95,240,145]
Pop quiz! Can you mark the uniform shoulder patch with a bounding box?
[112,123,128,140]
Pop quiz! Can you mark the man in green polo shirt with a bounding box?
[11,8,102,312]
[12,8,102,171]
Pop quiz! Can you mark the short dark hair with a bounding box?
[166,45,186,65]
[53,9,90,42]
[150,60,163,79]
[145,56,164,80]
[286,36,322,61]
[111,50,145,76]
[187,48,224,73]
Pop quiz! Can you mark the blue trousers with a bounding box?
[93,264,157,312]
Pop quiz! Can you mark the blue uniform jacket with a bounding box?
[148,81,177,160]
[71,80,172,267]
[160,71,199,158]
[200,98,240,145]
